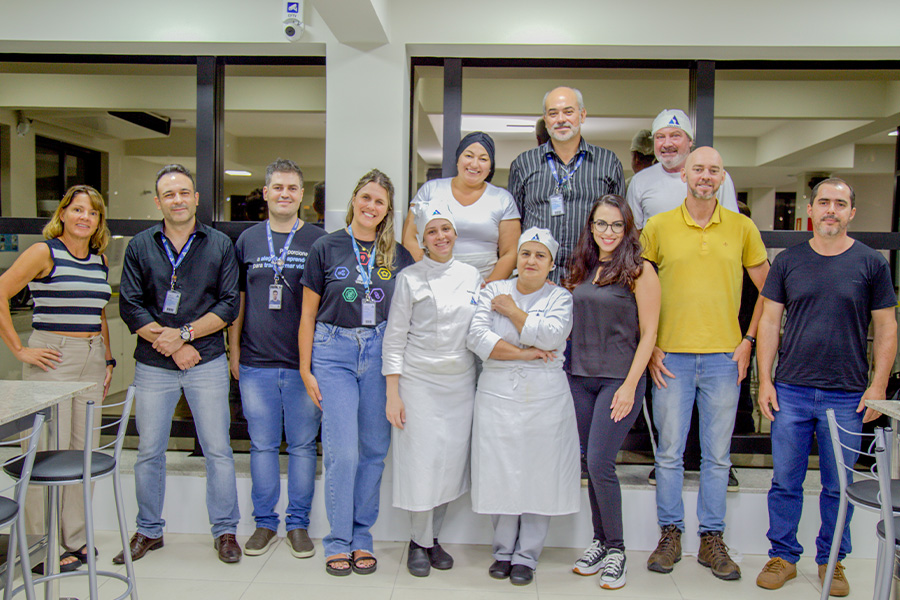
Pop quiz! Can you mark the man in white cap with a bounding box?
[626,109,739,230]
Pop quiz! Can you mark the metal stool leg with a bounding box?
[43,487,58,600]
[82,471,97,600]
[15,515,35,600]
[112,468,137,600]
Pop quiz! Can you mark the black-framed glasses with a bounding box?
[592,220,625,233]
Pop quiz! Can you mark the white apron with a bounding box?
[382,257,483,511]
[467,280,580,516]
[456,250,500,280]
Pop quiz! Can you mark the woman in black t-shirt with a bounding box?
[564,194,660,590]
[299,169,413,577]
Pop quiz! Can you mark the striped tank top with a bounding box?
[28,238,111,333]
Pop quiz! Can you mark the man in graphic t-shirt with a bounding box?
[755,178,897,597]
[229,159,326,559]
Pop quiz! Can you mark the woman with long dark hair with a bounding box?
[299,169,414,576]
[565,194,660,590]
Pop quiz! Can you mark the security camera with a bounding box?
[283,17,304,41]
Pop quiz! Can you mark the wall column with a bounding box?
[324,42,409,233]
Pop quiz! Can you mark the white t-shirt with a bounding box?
[625,163,739,229]
[410,178,520,256]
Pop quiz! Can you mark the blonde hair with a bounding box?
[42,185,110,254]
[344,169,397,269]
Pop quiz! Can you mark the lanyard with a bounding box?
[266,219,300,283]
[160,233,197,289]
[347,225,375,301]
[545,151,585,191]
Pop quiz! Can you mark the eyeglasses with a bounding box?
[591,220,625,234]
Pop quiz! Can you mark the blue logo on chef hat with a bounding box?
[432,209,442,216]
[532,233,540,241]
[669,116,680,126]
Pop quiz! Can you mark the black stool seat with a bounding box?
[876,517,900,544]
[0,497,18,528]
[847,479,900,511]
[3,450,115,483]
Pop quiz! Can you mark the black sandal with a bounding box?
[352,551,377,575]
[325,554,352,577]
[73,545,99,565]
[31,552,80,575]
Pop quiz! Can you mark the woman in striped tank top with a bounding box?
[0,184,113,574]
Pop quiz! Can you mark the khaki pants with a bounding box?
[22,330,106,552]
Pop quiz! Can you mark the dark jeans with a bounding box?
[570,374,645,549]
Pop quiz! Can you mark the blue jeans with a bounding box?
[312,322,390,556]
[653,352,739,534]
[133,355,239,538]
[767,382,863,565]
[239,365,321,531]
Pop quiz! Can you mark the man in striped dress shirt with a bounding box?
[508,86,625,283]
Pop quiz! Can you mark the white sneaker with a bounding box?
[573,539,607,575]
[599,548,627,590]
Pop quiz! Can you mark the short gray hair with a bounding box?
[542,87,585,113]
[810,177,856,208]
[265,158,304,187]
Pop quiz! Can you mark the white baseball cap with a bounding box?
[651,109,694,140]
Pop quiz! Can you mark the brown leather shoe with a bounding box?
[112,533,164,564]
[647,525,681,573]
[214,533,242,564]
[698,531,740,580]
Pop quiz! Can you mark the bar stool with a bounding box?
[824,409,897,600]
[4,387,137,600]
[0,413,45,600]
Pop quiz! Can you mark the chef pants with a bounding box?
[491,513,550,569]
[409,503,448,548]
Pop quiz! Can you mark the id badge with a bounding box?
[268,284,283,310]
[361,298,376,326]
[163,290,181,314]
[549,193,565,216]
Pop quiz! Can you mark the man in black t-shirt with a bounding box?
[228,159,326,560]
[755,178,897,596]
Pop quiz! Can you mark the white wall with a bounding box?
[2,0,900,224]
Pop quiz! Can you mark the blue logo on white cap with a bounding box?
[432,209,441,215]
[669,116,680,126]
[532,233,540,241]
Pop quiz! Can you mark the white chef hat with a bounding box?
[415,200,457,248]
[517,227,559,262]
[651,108,694,140]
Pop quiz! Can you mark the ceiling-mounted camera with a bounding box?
[283,1,305,42]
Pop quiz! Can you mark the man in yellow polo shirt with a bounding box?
[640,147,769,582]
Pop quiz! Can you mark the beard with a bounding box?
[549,122,580,142]
[813,217,848,238]
[656,146,691,171]
[688,182,720,201]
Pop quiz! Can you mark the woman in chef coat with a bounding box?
[383,200,483,578]
[467,227,580,587]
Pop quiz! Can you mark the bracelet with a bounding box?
[743,335,756,346]
[106,358,117,368]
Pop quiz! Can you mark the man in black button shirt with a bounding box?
[756,178,897,595]
[508,86,624,283]
[117,164,242,564]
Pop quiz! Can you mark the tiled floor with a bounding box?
[38,530,878,600]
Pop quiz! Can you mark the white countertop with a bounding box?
[0,380,95,426]
[865,399,900,421]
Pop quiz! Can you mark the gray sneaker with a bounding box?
[244,528,278,556]
[286,528,316,558]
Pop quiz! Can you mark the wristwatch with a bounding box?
[743,334,756,347]
[180,324,195,342]
[106,358,117,368]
